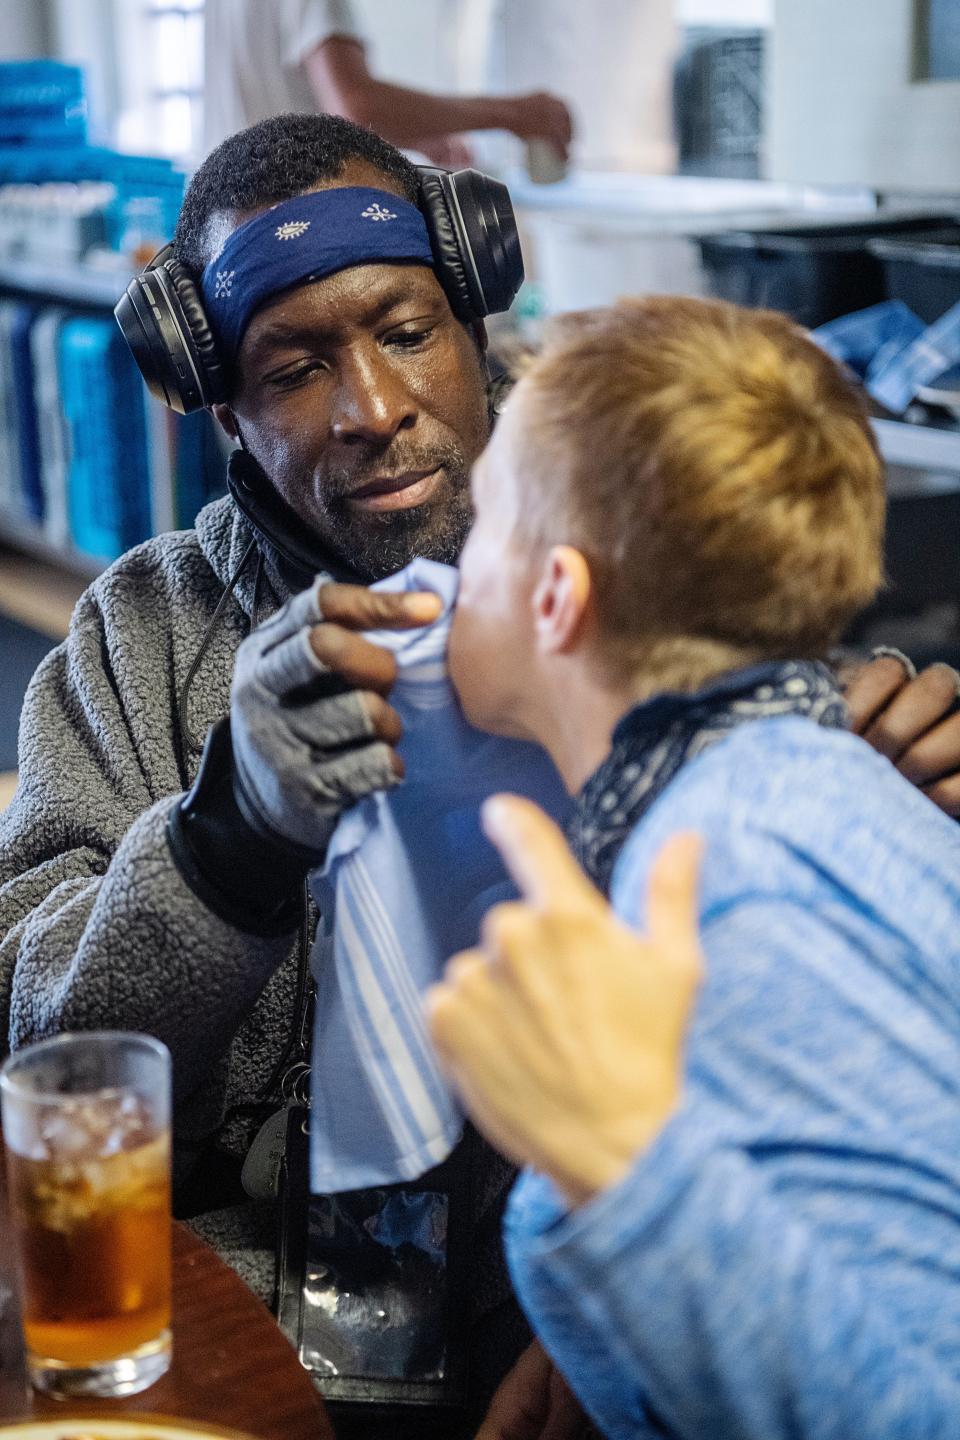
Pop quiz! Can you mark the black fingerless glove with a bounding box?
[166,717,320,937]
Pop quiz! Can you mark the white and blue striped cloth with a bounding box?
[308,559,569,1194]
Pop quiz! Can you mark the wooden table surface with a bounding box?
[0,1148,332,1439]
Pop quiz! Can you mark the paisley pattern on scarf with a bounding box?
[568,659,847,895]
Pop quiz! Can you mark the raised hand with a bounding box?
[845,654,960,817]
[428,795,704,1208]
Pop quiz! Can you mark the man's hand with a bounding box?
[506,92,574,160]
[845,654,960,816]
[231,578,442,855]
[475,1340,591,1440]
[418,133,475,168]
[427,795,704,1208]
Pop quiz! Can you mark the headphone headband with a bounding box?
[115,165,524,416]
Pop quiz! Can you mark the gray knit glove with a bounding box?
[230,577,399,856]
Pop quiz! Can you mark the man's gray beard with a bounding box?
[319,478,474,583]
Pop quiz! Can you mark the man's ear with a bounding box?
[212,403,240,443]
[532,546,593,656]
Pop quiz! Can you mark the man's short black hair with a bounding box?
[173,112,421,275]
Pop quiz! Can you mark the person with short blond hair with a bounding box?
[430,295,960,1439]
[462,296,886,720]
[511,297,884,669]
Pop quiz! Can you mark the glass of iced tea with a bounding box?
[0,1031,172,1398]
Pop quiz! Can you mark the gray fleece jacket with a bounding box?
[0,494,526,1404]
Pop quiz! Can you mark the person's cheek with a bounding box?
[448,601,480,719]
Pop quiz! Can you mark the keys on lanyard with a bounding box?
[242,991,313,1201]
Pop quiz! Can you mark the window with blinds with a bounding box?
[143,0,204,157]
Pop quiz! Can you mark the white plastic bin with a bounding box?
[509,171,879,314]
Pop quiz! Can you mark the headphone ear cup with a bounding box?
[417,166,525,322]
[114,246,227,413]
[453,168,525,317]
[417,168,476,320]
[160,257,229,407]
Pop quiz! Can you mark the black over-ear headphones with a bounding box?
[114,165,524,416]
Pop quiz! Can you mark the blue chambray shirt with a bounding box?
[505,716,960,1440]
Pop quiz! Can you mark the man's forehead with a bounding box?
[242,263,443,357]
[200,163,411,269]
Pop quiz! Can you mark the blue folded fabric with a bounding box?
[309,559,570,1194]
[815,299,960,413]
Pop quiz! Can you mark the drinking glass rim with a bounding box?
[0,1030,171,1104]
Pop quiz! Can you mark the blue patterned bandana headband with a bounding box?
[200,187,435,362]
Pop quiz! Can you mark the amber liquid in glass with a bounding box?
[7,1131,171,1366]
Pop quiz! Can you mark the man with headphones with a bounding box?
[2,111,960,1437]
[1,112,589,1439]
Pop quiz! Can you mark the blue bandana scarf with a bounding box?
[200,186,435,361]
[569,659,847,895]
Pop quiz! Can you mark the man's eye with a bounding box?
[267,361,326,389]
[387,328,434,349]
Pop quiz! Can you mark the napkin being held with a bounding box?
[309,559,569,1193]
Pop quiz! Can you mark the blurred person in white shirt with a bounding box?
[203,0,572,167]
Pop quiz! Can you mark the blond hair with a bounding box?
[511,296,884,684]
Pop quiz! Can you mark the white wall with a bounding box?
[676,0,771,23]
[49,0,119,143]
[0,0,51,58]
[351,0,458,89]
[770,0,960,191]
[487,0,678,171]
[353,0,678,172]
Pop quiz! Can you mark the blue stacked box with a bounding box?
[0,68,214,560]
[31,306,70,546]
[0,299,222,560]
[107,154,185,254]
[0,144,113,184]
[0,65,184,233]
[0,301,23,517]
[9,303,43,521]
[0,296,225,560]
[0,61,87,147]
[58,315,153,561]
[0,145,186,251]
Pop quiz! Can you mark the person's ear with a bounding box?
[532,546,593,656]
[212,403,240,444]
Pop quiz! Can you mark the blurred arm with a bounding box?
[305,36,572,158]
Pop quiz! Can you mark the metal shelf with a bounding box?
[0,256,169,577]
[0,257,131,309]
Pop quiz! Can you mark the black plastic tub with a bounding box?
[867,231,960,324]
[698,215,960,328]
